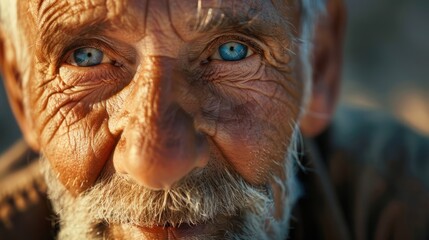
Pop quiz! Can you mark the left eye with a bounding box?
[211,42,253,61]
[68,47,108,67]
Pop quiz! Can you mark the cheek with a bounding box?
[213,103,298,185]
[29,67,131,194]
[204,66,303,185]
[43,115,115,194]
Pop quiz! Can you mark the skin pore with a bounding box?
[0,0,347,239]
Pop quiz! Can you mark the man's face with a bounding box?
[8,0,308,238]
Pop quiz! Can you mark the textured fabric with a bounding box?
[0,108,428,239]
[289,107,429,240]
[0,140,55,240]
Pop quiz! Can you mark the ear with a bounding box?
[0,27,39,150]
[300,0,346,137]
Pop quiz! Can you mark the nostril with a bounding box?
[112,105,210,190]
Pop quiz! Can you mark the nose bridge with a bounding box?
[114,56,209,190]
[131,56,176,121]
[127,0,185,114]
[130,56,186,146]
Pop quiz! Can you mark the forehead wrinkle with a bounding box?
[32,0,146,62]
[37,0,105,32]
[166,0,186,42]
[36,0,146,39]
[35,1,107,59]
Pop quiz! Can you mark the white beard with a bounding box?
[42,131,301,240]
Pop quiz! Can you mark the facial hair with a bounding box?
[42,132,301,240]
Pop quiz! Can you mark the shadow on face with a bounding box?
[0,0,345,239]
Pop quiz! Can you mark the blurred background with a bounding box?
[1,0,428,153]
[340,0,429,135]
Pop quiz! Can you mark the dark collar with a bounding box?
[288,132,352,240]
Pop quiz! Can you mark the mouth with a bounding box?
[135,222,210,239]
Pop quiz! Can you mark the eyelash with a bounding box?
[61,39,123,67]
[60,34,262,69]
[204,35,263,62]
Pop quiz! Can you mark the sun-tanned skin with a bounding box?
[0,0,346,239]
[22,0,303,192]
[2,1,429,240]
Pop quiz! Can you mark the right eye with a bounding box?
[67,47,109,67]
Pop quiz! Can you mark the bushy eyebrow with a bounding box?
[35,0,294,63]
[36,22,108,65]
[35,0,141,63]
[186,2,294,39]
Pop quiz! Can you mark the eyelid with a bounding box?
[61,38,132,67]
[210,42,254,61]
[205,34,263,61]
[66,47,111,67]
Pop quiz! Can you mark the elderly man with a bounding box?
[0,0,428,239]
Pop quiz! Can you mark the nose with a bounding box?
[113,57,209,190]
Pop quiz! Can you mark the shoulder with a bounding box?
[326,106,429,239]
[330,106,429,187]
[0,140,54,240]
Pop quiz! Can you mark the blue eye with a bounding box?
[72,47,104,67]
[218,42,248,61]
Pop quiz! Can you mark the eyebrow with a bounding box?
[36,1,293,62]
[37,22,106,64]
[36,9,138,65]
[188,4,293,39]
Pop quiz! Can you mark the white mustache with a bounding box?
[42,128,301,240]
[77,162,271,227]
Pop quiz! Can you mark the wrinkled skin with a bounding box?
[0,0,344,239]
[24,0,303,191]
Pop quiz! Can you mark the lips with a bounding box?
[137,222,210,239]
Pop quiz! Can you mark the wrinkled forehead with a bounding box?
[16,0,300,39]
[25,0,299,19]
